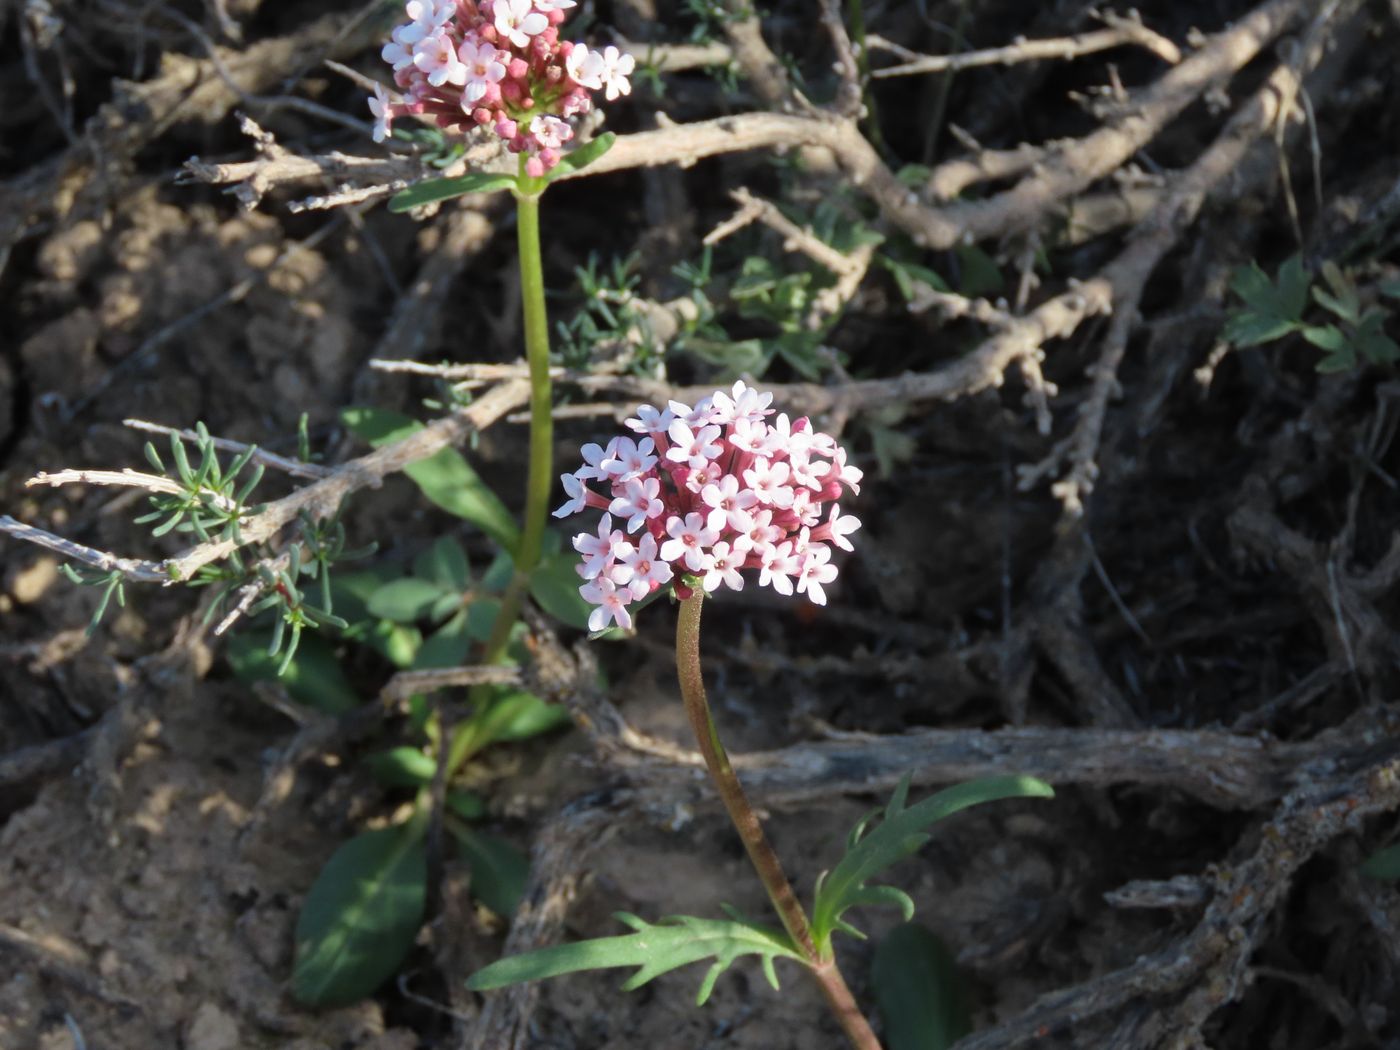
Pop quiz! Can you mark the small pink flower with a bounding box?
[458,38,507,102]
[796,544,838,605]
[660,513,718,573]
[666,421,723,470]
[529,114,572,149]
[624,404,675,437]
[573,513,625,579]
[619,533,673,600]
[744,458,795,508]
[368,84,395,142]
[414,30,468,87]
[494,0,548,48]
[702,542,745,592]
[609,476,663,533]
[565,42,603,89]
[579,576,632,631]
[758,541,799,596]
[701,475,758,533]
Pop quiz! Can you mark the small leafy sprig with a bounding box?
[138,422,264,541]
[467,775,1052,1004]
[1224,256,1400,372]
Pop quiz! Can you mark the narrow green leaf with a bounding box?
[227,631,359,715]
[367,577,453,622]
[453,826,528,916]
[811,776,1053,953]
[1361,843,1400,881]
[1301,324,1348,352]
[546,132,616,181]
[466,911,802,1004]
[389,172,519,212]
[341,408,520,552]
[292,825,427,1006]
[1378,279,1400,300]
[366,746,437,787]
[872,923,971,1050]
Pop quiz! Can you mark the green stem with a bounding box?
[482,167,554,664]
[675,592,883,1050]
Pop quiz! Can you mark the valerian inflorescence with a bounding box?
[370,0,635,176]
[553,382,863,631]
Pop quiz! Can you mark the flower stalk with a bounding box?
[675,591,883,1050]
[483,164,552,662]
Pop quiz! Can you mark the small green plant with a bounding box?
[1225,256,1400,372]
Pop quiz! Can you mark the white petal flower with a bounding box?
[368,85,394,143]
[597,45,635,101]
[495,0,549,48]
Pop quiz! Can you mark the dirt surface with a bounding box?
[4,1,1400,1049]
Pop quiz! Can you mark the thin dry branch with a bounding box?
[1,381,531,585]
[871,14,1181,79]
[955,745,1400,1050]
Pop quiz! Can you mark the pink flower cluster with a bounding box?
[554,382,863,632]
[369,0,634,175]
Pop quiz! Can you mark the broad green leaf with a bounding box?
[366,746,437,787]
[367,577,452,623]
[872,923,971,1050]
[466,597,502,642]
[389,171,519,212]
[1379,279,1400,300]
[341,408,520,552]
[1361,843,1400,880]
[414,610,473,669]
[810,776,1054,955]
[292,825,427,1006]
[478,687,571,744]
[453,825,528,916]
[953,244,1002,298]
[227,631,359,715]
[529,550,593,630]
[414,537,472,591]
[546,132,616,181]
[331,570,421,665]
[467,911,802,1005]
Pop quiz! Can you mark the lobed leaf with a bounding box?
[810,775,1054,955]
[467,911,802,1005]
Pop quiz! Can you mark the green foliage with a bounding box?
[545,132,616,182]
[389,172,519,213]
[452,824,529,915]
[136,423,265,542]
[342,407,520,551]
[467,910,803,1005]
[57,565,126,635]
[292,825,428,1006]
[1224,256,1398,372]
[1224,256,1312,346]
[1360,843,1400,881]
[871,923,971,1050]
[226,630,360,715]
[810,776,1054,956]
